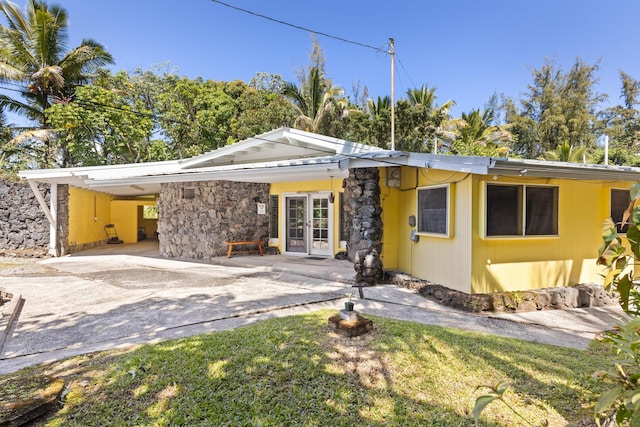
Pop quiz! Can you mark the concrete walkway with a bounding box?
[0,242,630,374]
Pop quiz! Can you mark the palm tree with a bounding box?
[398,84,460,152]
[367,96,390,119]
[282,66,345,134]
[0,0,113,165]
[452,109,512,156]
[543,140,587,163]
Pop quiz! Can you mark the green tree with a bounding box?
[395,84,457,153]
[154,77,238,157]
[46,78,154,166]
[505,58,604,159]
[451,109,512,156]
[0,0,113,166]
[600,71,640,165]
[543,139,586,162]
[283,66,345,134]
[283,37,346,136]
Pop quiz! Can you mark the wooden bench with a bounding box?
[225,240,263,258]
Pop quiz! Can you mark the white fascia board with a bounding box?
[284,128,382,155]
[86,162,345,187]
[19,160,181,181]
[405,153,494,174]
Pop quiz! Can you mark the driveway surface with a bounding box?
[0,242,630,374]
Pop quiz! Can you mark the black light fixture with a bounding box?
[329,176,335,203]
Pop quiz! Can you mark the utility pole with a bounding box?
[389,37,395,151]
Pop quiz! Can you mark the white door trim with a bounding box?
[282,192,334,257]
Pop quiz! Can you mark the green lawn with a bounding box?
[3,310,613,426]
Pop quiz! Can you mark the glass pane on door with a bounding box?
[311,197,329,251]
[286,197,306,253]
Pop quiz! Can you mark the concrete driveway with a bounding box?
[0,242,630,374]
[0,244,353,373]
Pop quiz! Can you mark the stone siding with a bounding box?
[0,180,48,253]
[0,180,69,256]
[344,168,384,284]
[388,271,618,313]
[157,181,270,260]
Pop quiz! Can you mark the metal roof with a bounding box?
[18,127,640,197]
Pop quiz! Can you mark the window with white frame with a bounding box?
[611,188,631,233]
[486,183,558,237]
[417,185,449,235]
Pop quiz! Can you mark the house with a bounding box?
[18,127,640,294]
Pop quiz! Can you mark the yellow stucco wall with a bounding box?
[68,187,158,246]
[379,168,399,270]
[470,176,629,293]
[270,178,345,255]
[110,199,157,243]
[392,167,474,293]
[68,187,114,246]
[387,167,632,294]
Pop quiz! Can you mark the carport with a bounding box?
[18,128,387,261]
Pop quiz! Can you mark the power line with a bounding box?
[396,54,418,93]
[209,0,387,54]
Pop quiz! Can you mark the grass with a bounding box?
[1,310,614,426]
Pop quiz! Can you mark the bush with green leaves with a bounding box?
[595,181,640,425]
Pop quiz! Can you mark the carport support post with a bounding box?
[28,180,59,257]
[49,183,58,256]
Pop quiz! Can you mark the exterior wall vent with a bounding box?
[183,188,196,199]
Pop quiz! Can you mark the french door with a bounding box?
[284,193,333,256]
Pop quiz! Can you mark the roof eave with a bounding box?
[490,158,640,181]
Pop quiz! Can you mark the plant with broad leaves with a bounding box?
[597,182,640,315]
[595,182,640,425]
[593,317,640,426]
[473,381,543,426]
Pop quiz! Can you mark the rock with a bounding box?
[0,374,65,426]
[386,270,620,314]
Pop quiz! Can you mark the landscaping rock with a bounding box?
[0,374,65,426]
[328,313,373,337]
[386,270,619,314]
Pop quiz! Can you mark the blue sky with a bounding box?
[10,0,640,116]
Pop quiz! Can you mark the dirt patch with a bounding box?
[0,257,63,277]
[324,325,393,389]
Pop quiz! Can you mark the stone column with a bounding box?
[56,184,70,256]
[345,167,383,285]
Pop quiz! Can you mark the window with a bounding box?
[417,185,449,235]
[269,195,279,238]
[611,189,631,233]
[142,205,158,219]
[486,184,558,237]
[182,188,195,199]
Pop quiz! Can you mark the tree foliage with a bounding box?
[46,76,155,166]
[504,58,605,159]
[450,109,511,157]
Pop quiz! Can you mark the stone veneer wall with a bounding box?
[344,168,384,284]
[0,179,69,256]
[157,181,270,260]
[56,185,70,255]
